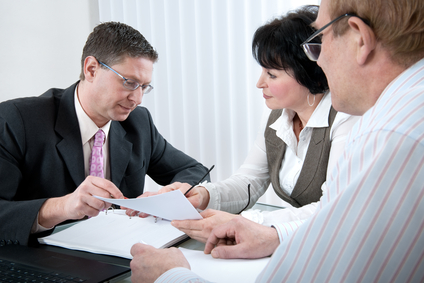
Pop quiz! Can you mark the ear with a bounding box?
[348,17,377,65]
[83,56,100,82]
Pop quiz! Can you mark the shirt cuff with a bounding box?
[155,267,210,283]
[31,213,54,234]
[241,209,264,224]
[203,182,221,210]
[272,220,305,242]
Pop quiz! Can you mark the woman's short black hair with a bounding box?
[252,5,328,94]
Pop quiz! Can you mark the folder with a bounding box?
[38,210,187,259]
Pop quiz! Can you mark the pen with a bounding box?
[184,165,215,196]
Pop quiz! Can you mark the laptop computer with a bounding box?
[0,244,131,283]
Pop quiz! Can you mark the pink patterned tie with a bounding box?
[89,129,105,178]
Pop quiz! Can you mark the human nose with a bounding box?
[256,72,266,89]
[128,88,143,105]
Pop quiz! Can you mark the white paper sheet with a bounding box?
[94,190,202,221]
[39,210,187,258]
[180,248,270,283]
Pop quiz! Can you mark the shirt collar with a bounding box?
[270,92,332,133]
[373,58,424,112]
[74,85,111,145]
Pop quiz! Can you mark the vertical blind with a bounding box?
[98,0,319,206]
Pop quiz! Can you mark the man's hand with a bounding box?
[39,176,124,228]
[130,243,190,283]
[172,209,237,243]
[204,216,280,259]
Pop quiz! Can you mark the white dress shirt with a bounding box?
[204,93,359,226]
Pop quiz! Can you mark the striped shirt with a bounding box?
[156,58,424,283]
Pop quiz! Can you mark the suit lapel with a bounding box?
[109,121,132,188]
[55,83,85,187]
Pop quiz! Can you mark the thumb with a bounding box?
[200,209,217,218]
[210,245,239,259]
[130,243,149,256]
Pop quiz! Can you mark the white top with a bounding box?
[204,92,360,226]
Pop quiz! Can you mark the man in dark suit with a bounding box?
[0,22,209,246]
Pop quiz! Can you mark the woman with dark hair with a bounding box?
[133,5,359,243]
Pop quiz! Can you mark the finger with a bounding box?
[159,182,183,193]
[78,194,109,213]
[130,243,151,256]
[204,221,236,254]
[138,191,159,198]
[178,228,209,243]
[74,200,105,218]
[211,244,244,259]
[171,219,203,231]
[88,176,123,199]
[138,212,150,218]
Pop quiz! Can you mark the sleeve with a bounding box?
[204,110,271,214]
[272,221,306,242]
[0,102,47,246]
[155,268,212,283]
[256,131,424,282]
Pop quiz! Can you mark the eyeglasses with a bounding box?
[301,13,370,62]
[98,61,153,94]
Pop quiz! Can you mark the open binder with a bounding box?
[38,209,187,259]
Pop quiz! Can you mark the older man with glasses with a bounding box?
[129,0,424,282]
[0,21,210,247]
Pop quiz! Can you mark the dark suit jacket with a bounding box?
[0,82,209,246]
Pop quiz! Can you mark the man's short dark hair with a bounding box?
[80,21,158,80]
[252,5,328,95]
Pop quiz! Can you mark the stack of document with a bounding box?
[38,210,187,258]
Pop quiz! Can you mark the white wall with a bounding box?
[0,0,99,102]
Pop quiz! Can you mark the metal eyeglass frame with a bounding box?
[98,60,153,94]
[301,13,370,62]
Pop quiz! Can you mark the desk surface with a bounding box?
[46,203,281,282]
